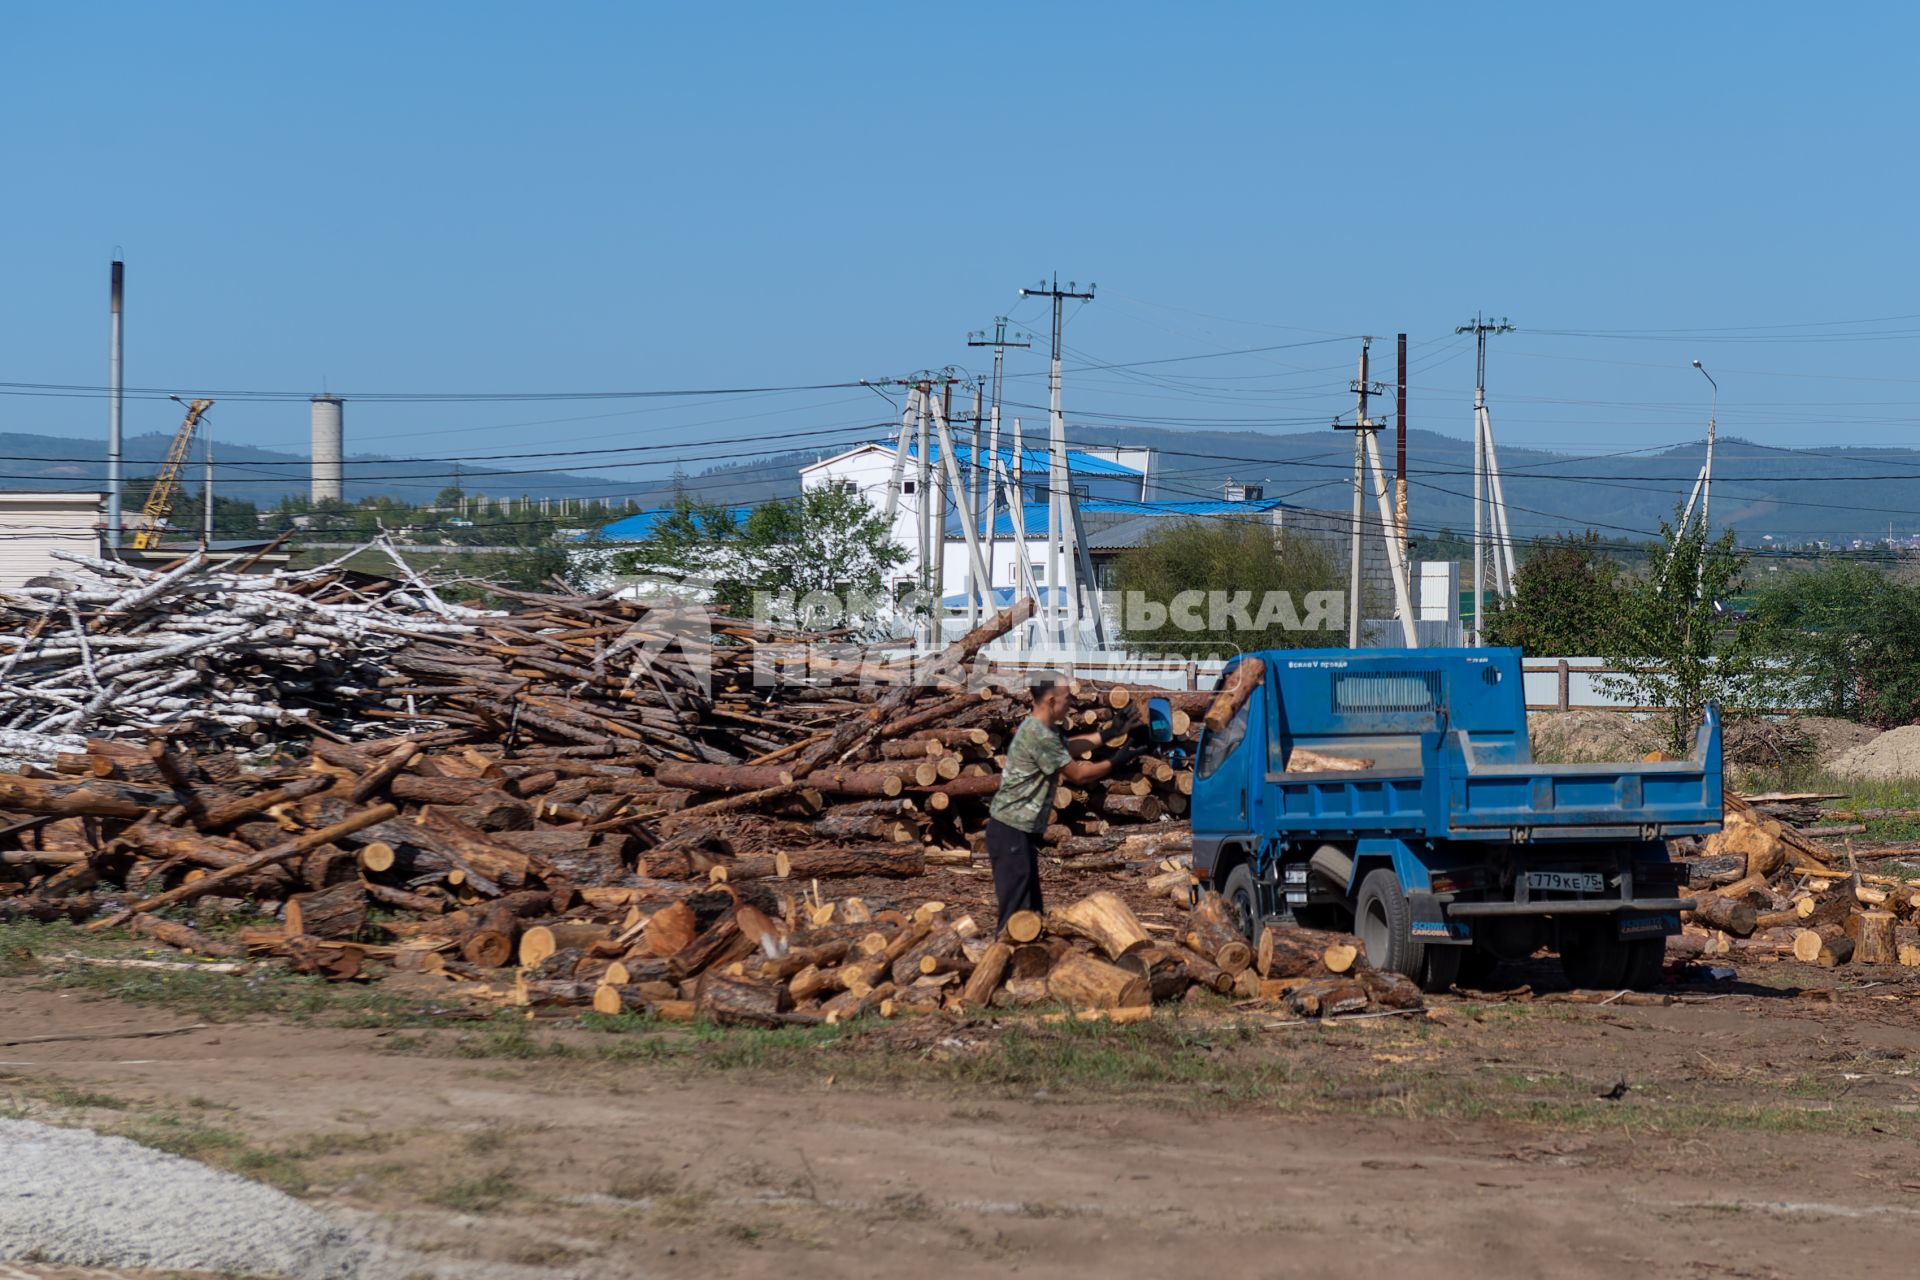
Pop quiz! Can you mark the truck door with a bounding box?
[1195,678,1257,831]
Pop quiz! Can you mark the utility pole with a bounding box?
[1454,314,1516,645]
[1692,360,1718,540]
[107,259,125,551]
[1395,332,1408,546]
[1345,339,1376,646]
[964,381,986,627]
[968,318,1033,623]
[1336,337,1419,648]
[1018,276,1095,651]
[201,422,214,548]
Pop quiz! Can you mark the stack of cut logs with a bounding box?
[1674,796,1920,968]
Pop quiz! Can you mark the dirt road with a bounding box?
[3,974,1920,1280]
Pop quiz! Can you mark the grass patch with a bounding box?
[427,1169,523,1212]
[113,1110,247,1161]
[608,1167,680,1200]
[40,1084,128,1110]
[0,918,477,1029]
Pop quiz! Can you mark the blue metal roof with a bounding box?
[895,440,1144,479]
[585,505,755,542]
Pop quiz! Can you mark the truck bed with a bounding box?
[1260,707,1722,843]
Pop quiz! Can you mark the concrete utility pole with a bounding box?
[968,318,1033,621]
[1336,337,1419,648]
[1692,359,1719,539]
[1018,276,1095,651]
[107,259,125,551]
[1455,314,1516,645]
[930,391,994,630]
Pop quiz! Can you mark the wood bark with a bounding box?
[1186,891,1253,974]
[1046,891,1151,960]
[88,804,398,930]
[1046,949,1150,1010]
[1203,658,1264,733]
[284,879,367,940]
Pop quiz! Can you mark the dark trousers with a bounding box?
[984,817,1044,930]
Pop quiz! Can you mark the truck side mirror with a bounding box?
[1144,696,1174,744]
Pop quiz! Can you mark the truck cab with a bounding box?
[1188,647,1720,991]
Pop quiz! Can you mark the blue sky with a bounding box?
[6,2,1920,506]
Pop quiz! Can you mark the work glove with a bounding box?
[1106,739,1146,771]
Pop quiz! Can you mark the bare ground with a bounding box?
[3,959,1920,1280]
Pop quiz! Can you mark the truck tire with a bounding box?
[1558,920,1629,989]
[1621,937,1666,990]
[1222,862,1265,951]
[1355,868,1459,994]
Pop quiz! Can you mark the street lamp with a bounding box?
[1692,359,1718,539]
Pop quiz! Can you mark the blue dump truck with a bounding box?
[1185,647,1722,992]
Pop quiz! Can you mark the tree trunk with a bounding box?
[960,940,1012,1009]
[1099,793,1164,822]
[1685,894,1759,937]
[88,804,399,930]
[1186,891,1253,974]
[519,921,613,968]
[782,847,925,880]
[1045,949,1150,1011]
[284,880,367,940]
[1846,910,1898,965]
[695,974,783,1028]
[1256,926,1365,979]
[1046,892,1151,960]
[1285,978,1372,1018]
[1203,657,1264,733]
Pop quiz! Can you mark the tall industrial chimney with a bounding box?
[310,395,344,503]
[107,260,125,547]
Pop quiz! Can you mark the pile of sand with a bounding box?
[1794,716,1882,771]
[1527,710,1663,763]
[1830,725,1920,781]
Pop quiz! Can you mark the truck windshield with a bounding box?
[1196,697,1249,779]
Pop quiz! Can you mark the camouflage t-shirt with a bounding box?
[989,714,1072,834]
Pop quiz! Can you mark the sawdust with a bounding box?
[1830,724,1920,781]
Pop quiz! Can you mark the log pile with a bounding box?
[0,559,1246,1024]
[1672,795,1920,969]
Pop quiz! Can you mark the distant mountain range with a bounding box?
[1,425,1912,545]
[0,431,626,506]
[665,427,1920,548]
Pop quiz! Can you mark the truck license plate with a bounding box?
[1528,870,1604,894]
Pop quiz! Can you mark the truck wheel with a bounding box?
[1355,868,1457,993]
[1558,920,1629,989]
[1221,863,1265,951]
[1621,937,1666,990]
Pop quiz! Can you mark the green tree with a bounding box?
[1601,510,1761,756]
[725,481,906,623]
[1748,563,1920,727]
[607,495,745,588]
[1485,531,1625,655]
[607,483,904,624]
[1110,517,1342,658]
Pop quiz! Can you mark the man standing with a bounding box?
[984,674,1142,930]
